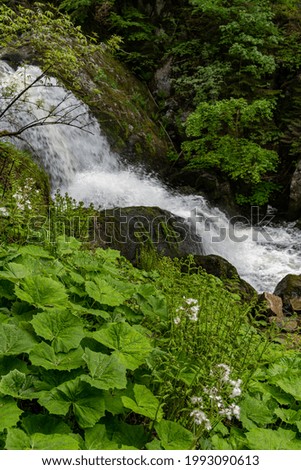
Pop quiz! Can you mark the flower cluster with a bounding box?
[205,363,242,421]
[174,296,200,324]
[189,396,212,431]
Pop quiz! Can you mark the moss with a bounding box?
[0,142,50,242]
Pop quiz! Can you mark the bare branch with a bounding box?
[0,66,52,120]
[0,66,94,139]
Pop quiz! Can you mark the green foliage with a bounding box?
[0,3,100,88]
[211,350,301,449]
[0,234,277,449]
[182,98,279,203]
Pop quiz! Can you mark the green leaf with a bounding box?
[0,280,15,299]
[5,429,80,450]
[5,429,30,450]
[155,420,194,450]
[56,236,82,255]
[121,384,163,421]
[146,439,163,450]
[30,309,84,352]
[31,433,81,450]
[108,420,149,449]
[273,375,301,401]
[275,408,301,425]
[82,348,127,390]
[240,395,277,430]
[19,245,53,258]
[0,396,22,432]
[68,270,85,284]
[22,414,72,435]
[246,428,301,450]
[15,275,68,308]
[137,294,168,320]
[85,278,125,306]
[0,356,29,376]
[103,390,125,415]
[92,322,152,370]
[0,323,37,355]
[29,342,85,370]
[211,435,234,450]
[71,304,111,320]
[0,369,39,399]
[85,424,120,450]
[38,378,105,428]
[0,262,31,281]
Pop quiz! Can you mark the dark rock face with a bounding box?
[92,206,203,264]
[288,159,301,220]
[274,274,301,313]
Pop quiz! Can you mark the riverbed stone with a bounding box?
[274,274,301,313]
[259,292,283,317]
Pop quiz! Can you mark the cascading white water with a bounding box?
[1,61,301,292]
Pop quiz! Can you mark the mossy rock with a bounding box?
[274,274,301,313]
[92,206,203,265]
[0,142,50,242]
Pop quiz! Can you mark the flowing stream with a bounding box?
[1,61,301,292]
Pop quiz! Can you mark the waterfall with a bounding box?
[1,61,301,292]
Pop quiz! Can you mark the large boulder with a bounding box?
[92,206,203,265]
[274,274,301,313]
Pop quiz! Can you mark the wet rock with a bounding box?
[92,206,203,265]
[259,292,283,318]
[274,274,301,313]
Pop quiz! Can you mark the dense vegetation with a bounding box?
[45,0,301,208]
[1,0,301,451]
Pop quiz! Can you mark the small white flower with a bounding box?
[230,387,242,398]
[0,207,9,216]
[190,409,211,428]
[216,363,231,382]
[230,404,240,419]
[204,420,212,431]
[229,379,242,388]
[188,312,198,321]
[185,297,198,305]
[190,305,200,313]
[190,396,203,405]
[174,316,181,325]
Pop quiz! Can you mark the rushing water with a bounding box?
[1,61,301,292]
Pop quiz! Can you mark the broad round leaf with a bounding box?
[91,322,152,370]
[82,348,127,390]
[15,275,68,308]
[0,323,37,356]
[29,342,85,370]
[121,384,163,421]
[38,378,105,428]
[30,309,85,352]
[0,396,22,432]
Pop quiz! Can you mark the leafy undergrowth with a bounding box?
[0,236,299,450]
